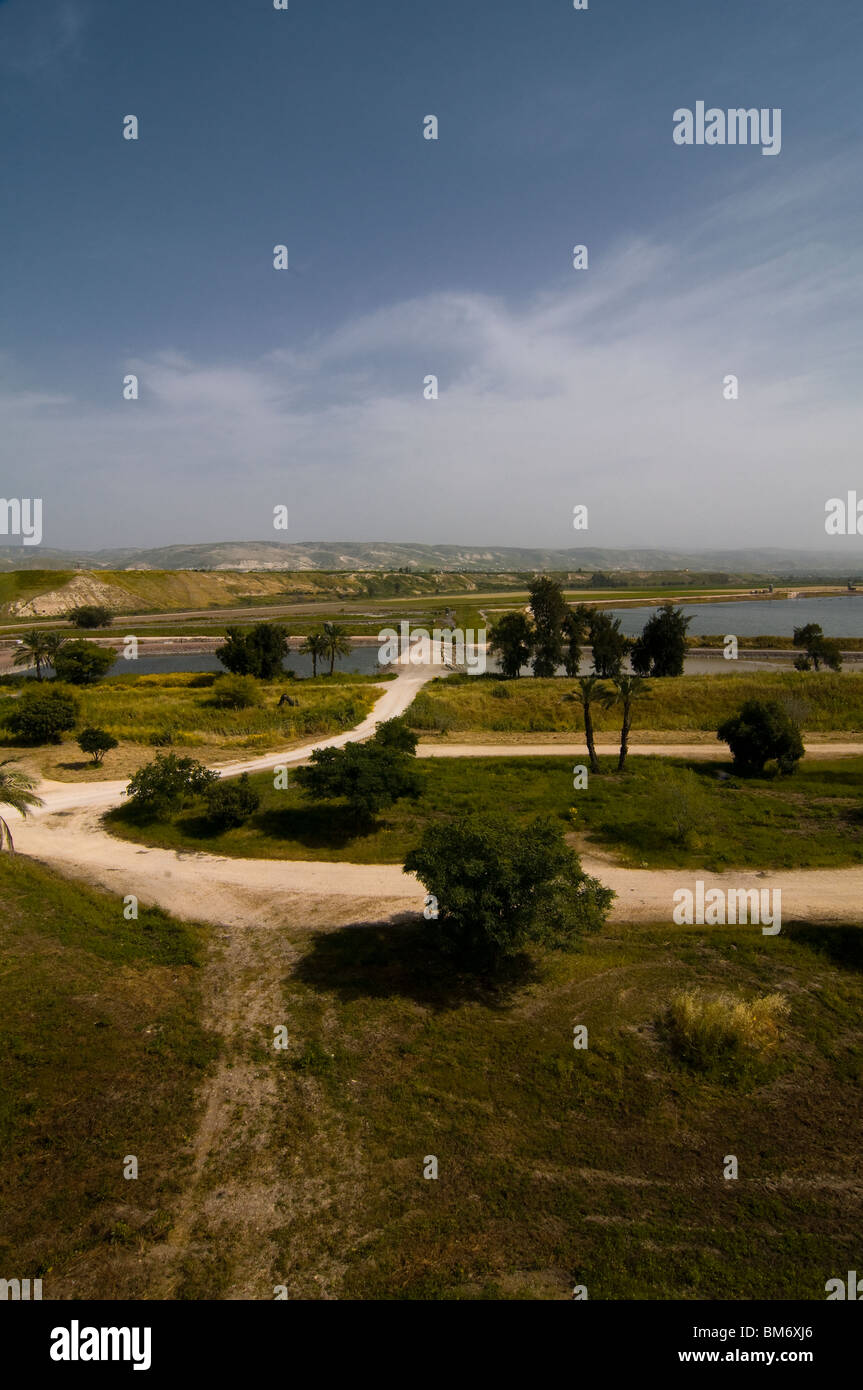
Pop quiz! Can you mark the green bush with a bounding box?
[67,604,113,629]
[53,640,115,686]
[202,774,260,828]
[6,686,79,744]
[210,674,263,710]
[717,699,804,776]
[77,727,119,764]
[125,753,218,820]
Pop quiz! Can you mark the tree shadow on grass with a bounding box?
[291,915,539,1013]
[786,922,863,972]
[251,803,381,850]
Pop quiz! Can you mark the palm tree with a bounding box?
[300,630,328,678]
[576,675,606,775]
[321,622,353,676]
[601,675,652,772]
[12,629,50,681]
[0,760,44,852]
[42,631,69,670]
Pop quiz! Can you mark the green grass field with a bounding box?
[407,672,863,736]
[105,753,863,870]
[0,672,385,777]
[0,855,216,1299]
[266,914,863,1298]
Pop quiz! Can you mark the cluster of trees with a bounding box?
[490,581,691,681]
[215,620,353,679]
[13,630,114,684]
[123,753,261,828]
[293,717,420,823]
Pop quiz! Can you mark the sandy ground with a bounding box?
[7,658,863,926]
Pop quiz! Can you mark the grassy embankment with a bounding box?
[0,855,216,1299]
[0,672,386,779]
[407,672,863,741]
[105,754,863,871]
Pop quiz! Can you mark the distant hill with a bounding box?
[0,540,859,575]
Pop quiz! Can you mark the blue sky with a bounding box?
[1,0,862,552]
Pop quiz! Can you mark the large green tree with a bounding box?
[562,605,591,678]
[216,622,290,679]
[405,813,614,970]
[125,754,218,819]
[52,639,115,686]
[588,610,630,679]
[630,603,691,677]
[6,686,79,744]
[528,577,568,677]
[792,623,842,672]
[489,612,533,679]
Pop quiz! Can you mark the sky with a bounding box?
[1,0,862,553]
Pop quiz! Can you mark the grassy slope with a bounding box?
[0,855,216,1298]
[272,916,862,1298]
[105,754,863,870]
[408,672,863,735]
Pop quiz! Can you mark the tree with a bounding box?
[77,727,119,764]
[300,630,328,678]
[588,610,630,679]
[562,605,590,678]
[202,774,260,828]
[372,716,418,754]
[488,612,533,679]
[717,699,804,777]
[630,603,691,677]
[575,675,605,774]
[294,737,420,824]
[68,604,113,629]
[6,686,79,744]
[321,621,353,676]
[0,760,44,851]
[12,630,51,681]
[42,632,69,667]
[404,813,614,970]
[528,577,568,677]
[52,639,115,685]
[216,622,289,679]
[792,623,842,672]
[600,675,651,771]
[125,753,218,819]
[210,674,263,709]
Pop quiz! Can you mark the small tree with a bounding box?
[489,612,533,679]
[372,716,418,754]
[6,686,79,744]
[68,604,113,629]
[792,623,842,672]
[717,699,804,776]
[202,773,260,828]
[630,603,691,677]
[125,753,218,819]
[77,727,119,764]
[405,813,614,970]
[210,674,263,709]
[12,630,51,681]
[294,740,420,824]
[0,760,44,851]
[52,639,115,685]
[562,605,590,678]
[601,675,651,772]
[588,610,630,679]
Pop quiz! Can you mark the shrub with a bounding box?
[210,674,263,710]
[124,754,218,820]
[6,686,79,744]
[405,813,614,970]
[372,716,418,754]
[647,764,712,848]
[717,699,804,776]
[202,773,260,828]
[67,604,113,629]
[490,683,512,699]
[52,639,115,686]
[77,727,119,764]
[662,989,789,1077]
[294,741,421,823]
